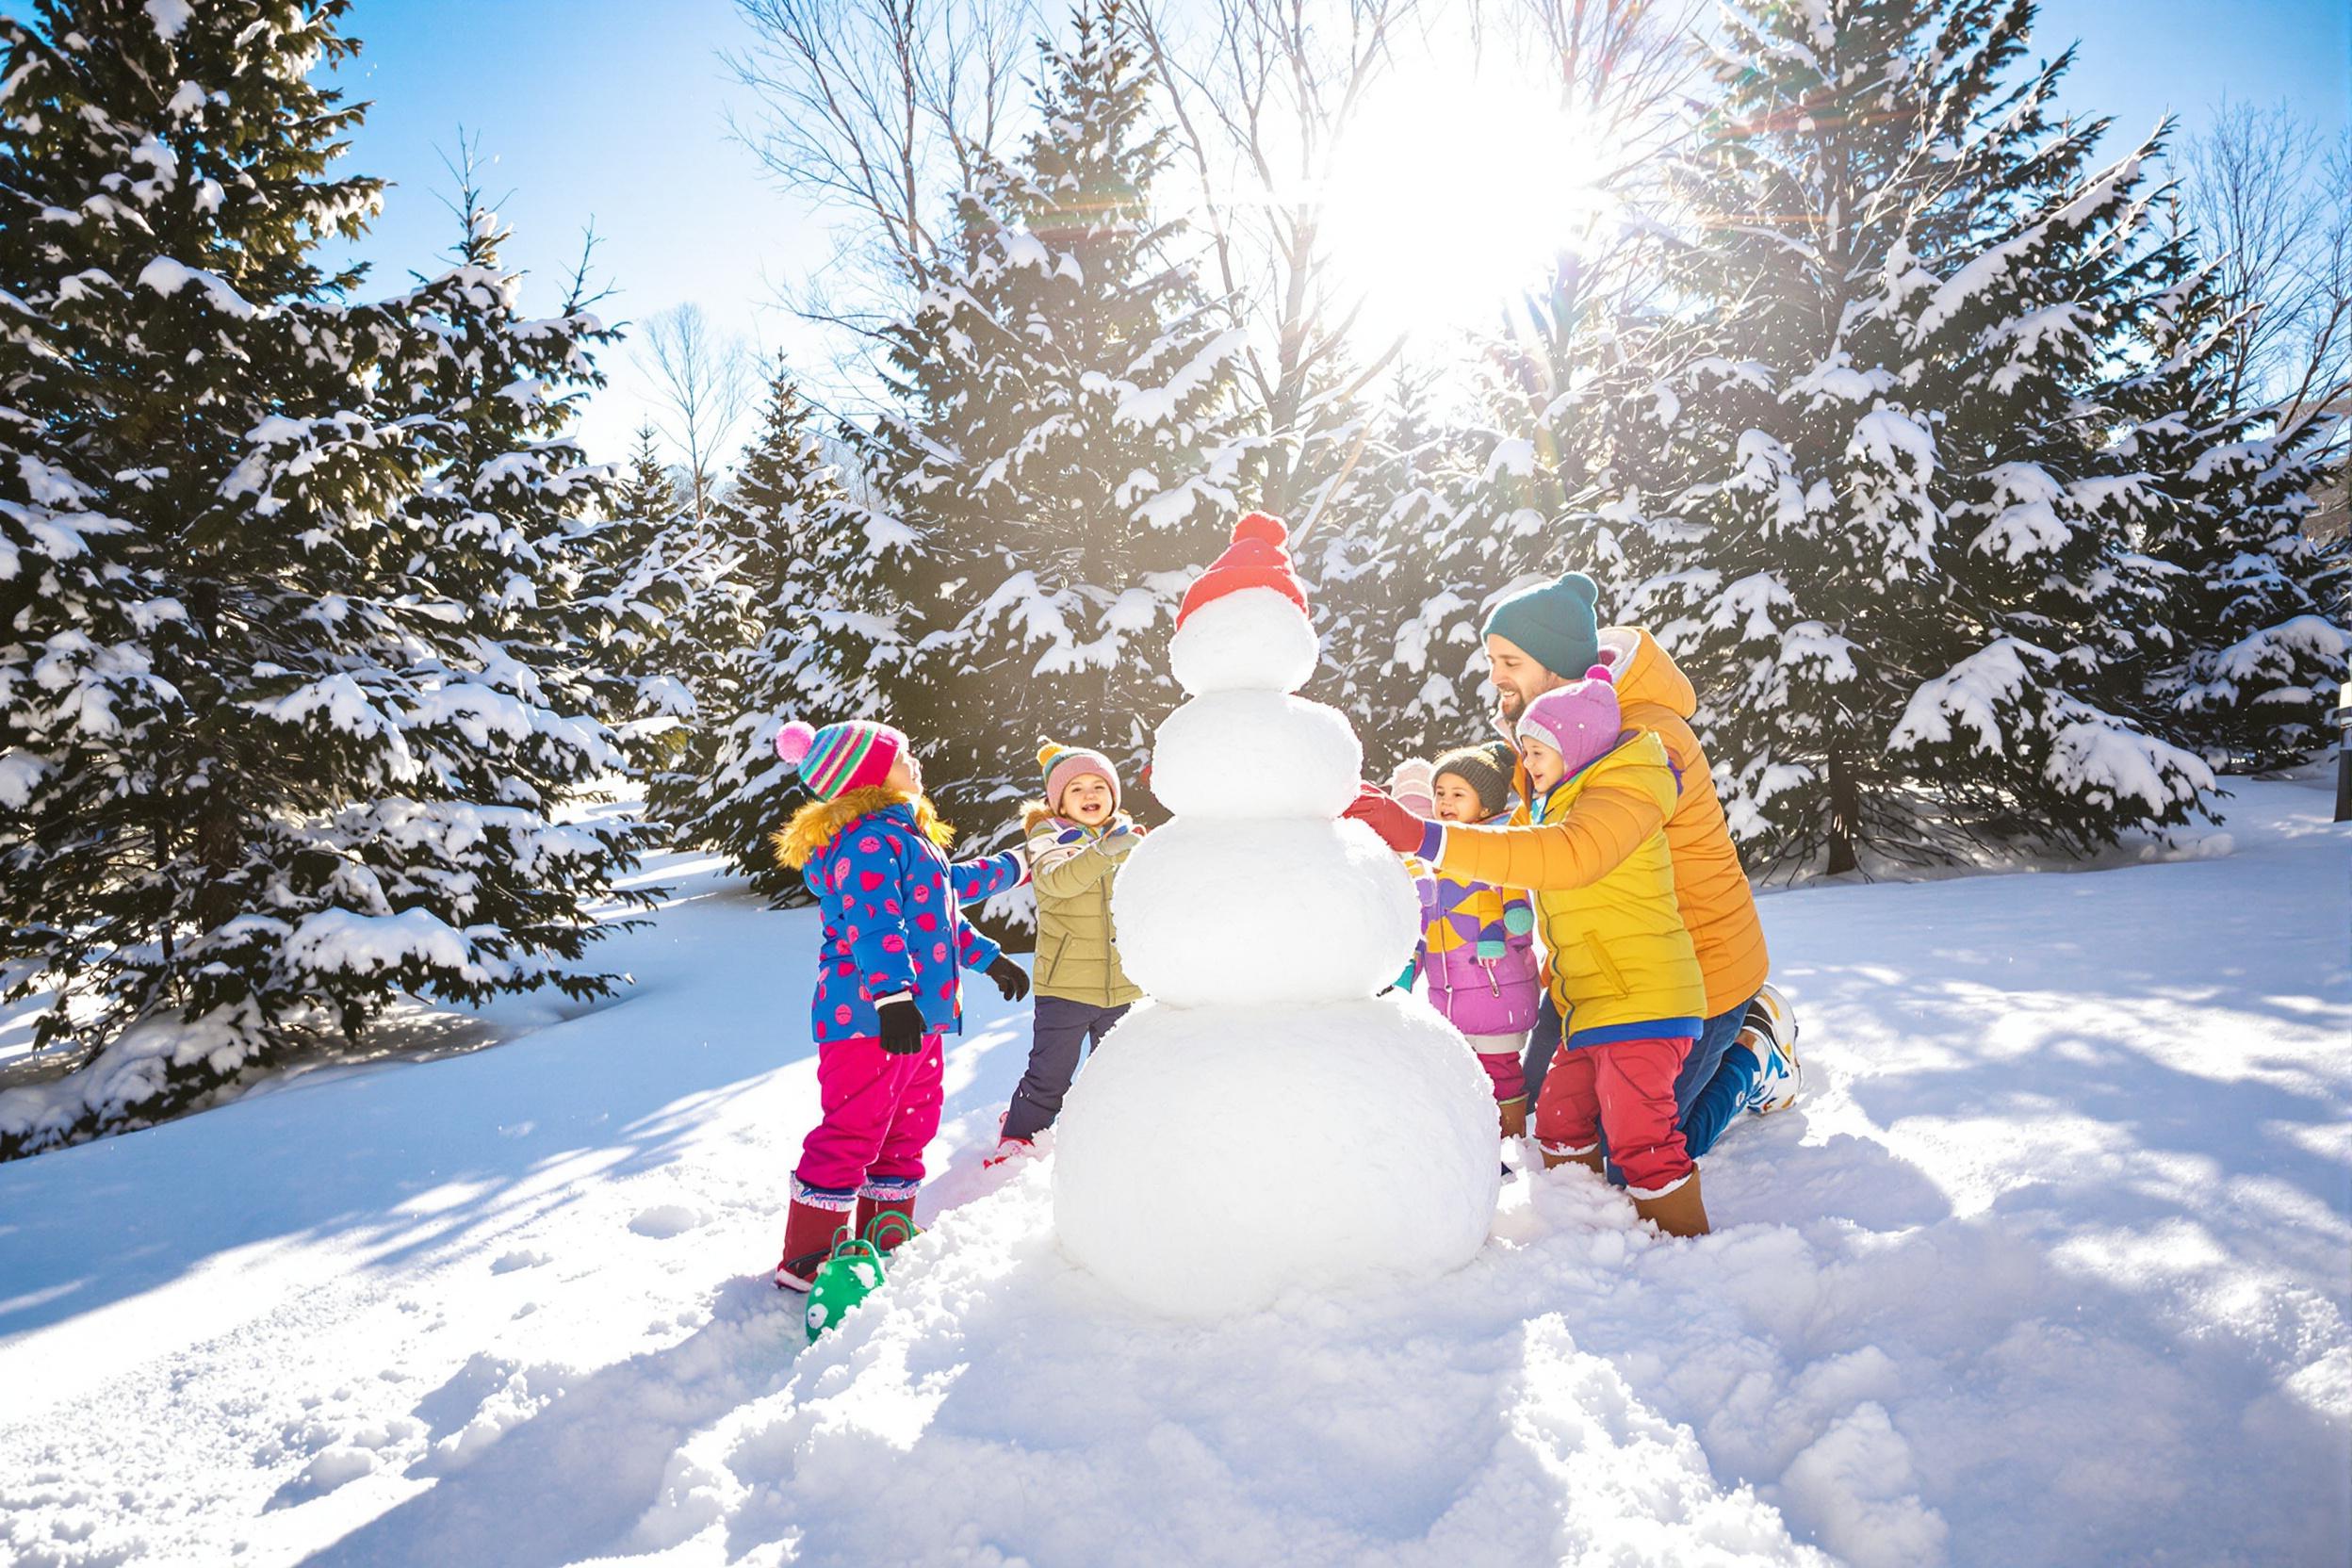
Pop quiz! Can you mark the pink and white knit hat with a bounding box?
[776,718,906,801]
[1387,758,1436,817]
[1039,741,1119,810]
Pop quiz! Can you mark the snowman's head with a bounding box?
[1169,512,1317,696]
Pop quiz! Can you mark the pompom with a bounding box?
[1556,570,1600,607]
[1231,511,1290,549]
[1037,741,1063,770]
[776,720,817,770]
[1582,663,1614,684]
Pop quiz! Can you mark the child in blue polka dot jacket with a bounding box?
[766,717,1030,1292]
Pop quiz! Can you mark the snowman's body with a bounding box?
[1052,577,1502,1317]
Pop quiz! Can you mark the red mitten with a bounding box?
[1344,783,1426,854]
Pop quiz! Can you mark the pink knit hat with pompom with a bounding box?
[776,718,905,801]
[1516,665,1624,781]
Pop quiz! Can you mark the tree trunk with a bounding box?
[1824,751,1860,876]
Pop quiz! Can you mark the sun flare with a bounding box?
[1321,57,1624,344]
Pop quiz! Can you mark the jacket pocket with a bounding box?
[1037,929,1070,986]
[1583,930,1631,999]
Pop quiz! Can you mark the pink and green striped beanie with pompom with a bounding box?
[776,718,906,801]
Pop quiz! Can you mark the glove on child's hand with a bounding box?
[875,996,926,1054]
[987,954,1031,1003]
[1344,783,1429,855]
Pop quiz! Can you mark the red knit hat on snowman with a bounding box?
[1176,511,1311,627]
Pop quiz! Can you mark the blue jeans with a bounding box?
[1679,996,1760,1160]
[1522,991,1758,1167]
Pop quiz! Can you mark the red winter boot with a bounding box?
[775,1198,851,1293]
[858,1193,920,1254]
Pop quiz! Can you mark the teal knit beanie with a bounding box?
[1481,571,1602,678]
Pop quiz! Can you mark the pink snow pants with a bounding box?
[1534,1036,1693,1196]
[1462,1032,1527,1106]
[1474,1049,1527,1106]
[792,1031,944,1204]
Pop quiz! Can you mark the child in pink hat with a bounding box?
[1514,665,1626,790]
[987,741,1145,1166]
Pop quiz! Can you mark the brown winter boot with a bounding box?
[1540,1144,1604,1175]
[1631,1170,1710,1237]
[856,1194,921,1255]
[775,1198,851,1293]
[1498,1096,1527,1140]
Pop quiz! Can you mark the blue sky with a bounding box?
[11,0,2349,459]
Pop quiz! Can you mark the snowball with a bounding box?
[1150,690,1362,820]
[1168,588,1318,696]
[1112,818,1419,1006]
[1053,996,1498,1317]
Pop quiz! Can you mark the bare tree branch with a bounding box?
[637,303,754,521]
[2175,102,2352,425]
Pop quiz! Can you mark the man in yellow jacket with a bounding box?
[1478,571,1797,1153]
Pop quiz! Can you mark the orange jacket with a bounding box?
[1489,627,1770,1015]
[1596,627,1769,1014]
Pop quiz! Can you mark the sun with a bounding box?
[1320,57,1624,346]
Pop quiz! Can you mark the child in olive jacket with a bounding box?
[988,741,1144,1164]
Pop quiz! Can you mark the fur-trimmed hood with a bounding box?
[772,786,954,870]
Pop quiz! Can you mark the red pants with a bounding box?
[1534,1036,1693,1196]
[792,1032,944,1207]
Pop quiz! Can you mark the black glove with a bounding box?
[987,954,1031,1003]
[876,995,925,1054]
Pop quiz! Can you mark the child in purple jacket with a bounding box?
[768,717,1030,1292]
[1412,743,1542,1137]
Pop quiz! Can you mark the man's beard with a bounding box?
[1495,685,1527,721]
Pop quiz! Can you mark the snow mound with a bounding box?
[1149,689,1362,819]
[1052,998,1500,1317]
[1168,587,1319,696]
[629,1164,1833,1566]
[1111,817,1419,1005]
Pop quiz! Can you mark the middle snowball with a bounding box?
[1112,816,1421,1006]
[1149,689,1363,820]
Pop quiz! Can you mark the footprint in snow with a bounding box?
[629,1204,705,1239]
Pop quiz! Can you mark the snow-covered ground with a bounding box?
[2,778,2345,1567]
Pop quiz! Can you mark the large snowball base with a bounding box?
[1052,996,1501,1318]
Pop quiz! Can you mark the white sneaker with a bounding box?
[1740,983,1803,1114]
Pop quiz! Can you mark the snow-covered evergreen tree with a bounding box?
[645,366,873,901]
[557,422,702,760]
[867,0,1247,851]
[1605,0,2218,874]
[2116,265,2347,769]
[0,2,645,1150]
[1296,367,1492,768]
[1392,253,1677,760]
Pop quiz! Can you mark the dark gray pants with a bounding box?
[1001,997,1131,1142]
[1521,993,1566,1113]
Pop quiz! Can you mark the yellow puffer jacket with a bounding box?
[1433,728,1708,1049]
[1597,627,1770,1015]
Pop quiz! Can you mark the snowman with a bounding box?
[1051,513,1501,1317]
